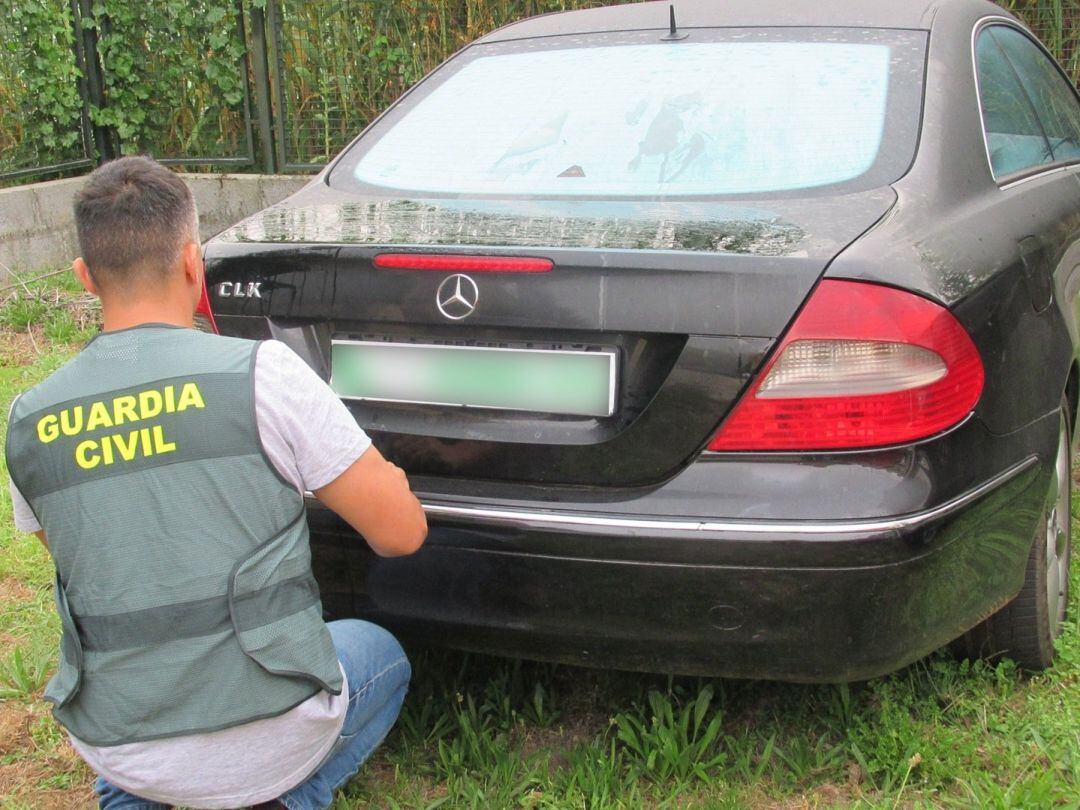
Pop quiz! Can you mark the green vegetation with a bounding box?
[272,0,605,166]
[0,275,1077,807]
[1010,0,1080,81]
[4,1,1080,181]
[90,0,249,157]
[0,0,85,178]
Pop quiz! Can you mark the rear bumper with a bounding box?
[308,449,1050,682]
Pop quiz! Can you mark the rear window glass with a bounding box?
[331,29,926,199]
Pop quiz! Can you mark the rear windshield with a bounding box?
[330,28,926,200]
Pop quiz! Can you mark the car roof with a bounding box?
[476,0,1013,43]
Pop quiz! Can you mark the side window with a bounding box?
[989,26,1080,164]
[975,28,1052,177]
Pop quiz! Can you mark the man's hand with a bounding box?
[33,530,48,551]
[314,446,427,557]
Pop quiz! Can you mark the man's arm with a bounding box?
[254,340,427,558]
[314,445,427,557]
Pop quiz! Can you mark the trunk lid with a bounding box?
[205,185,895,488]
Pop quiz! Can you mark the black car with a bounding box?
[202,0,1078,681]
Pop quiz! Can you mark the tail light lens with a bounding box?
[194,278,219,334]
[708,280,983,451]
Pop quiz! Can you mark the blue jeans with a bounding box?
[95,619,410,810]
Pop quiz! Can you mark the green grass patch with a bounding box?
[0,269,99,349]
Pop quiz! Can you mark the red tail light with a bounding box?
[707,280,983,451]
[374,253,553,272]
[195,279,219,334]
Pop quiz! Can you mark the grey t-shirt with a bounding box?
[10,339,372,808]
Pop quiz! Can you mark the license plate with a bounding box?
[331,340,616,417]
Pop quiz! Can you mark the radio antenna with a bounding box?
[661,5,689,41]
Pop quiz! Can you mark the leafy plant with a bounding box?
[0,645,52,698]
[614,684,726,784]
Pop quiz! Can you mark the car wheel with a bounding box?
[952,399,1072,670]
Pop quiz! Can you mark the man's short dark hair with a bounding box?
[74,156,198,291]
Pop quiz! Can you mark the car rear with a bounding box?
[202,16,1053,680]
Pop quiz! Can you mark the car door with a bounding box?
[970,20,1080,432]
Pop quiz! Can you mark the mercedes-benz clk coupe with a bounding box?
[202,0,1079,681]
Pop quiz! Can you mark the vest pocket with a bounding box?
[228,514,344,695]
[45,573,83,708]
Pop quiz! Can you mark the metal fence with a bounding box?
[2,0,262,184]
[0,0,95,182]
[1,0,1077,185]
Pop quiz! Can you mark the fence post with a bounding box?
[249,1,278,173]
[67,0,95,165]
[74,0,117,162]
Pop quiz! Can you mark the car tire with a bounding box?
[951,398,1073,670]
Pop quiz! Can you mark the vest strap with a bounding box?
[74,573,321,652]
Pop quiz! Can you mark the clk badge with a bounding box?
[436,274,479,320]
[217,281,262,299]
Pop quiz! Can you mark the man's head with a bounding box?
[72,156,201,305]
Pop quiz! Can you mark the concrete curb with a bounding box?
[0,173,312,278]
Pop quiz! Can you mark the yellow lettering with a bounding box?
[85,401,113,432]
[37,415,59,444]
[139,427,152,456]
[164,385,176,413]
[60,406,84,437]
[101,435,114,466]
[112,395,138,426]
[176,383,205,412]
[111,431,140,462]
[139,390,162,419]
[152,425,177,455]
[75,440,100,469]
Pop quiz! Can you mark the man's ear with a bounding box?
[181,241,202,290]
[72,258,99,297]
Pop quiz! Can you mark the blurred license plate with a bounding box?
[331,340,616,417]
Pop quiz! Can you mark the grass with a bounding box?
[0,272,1077,808]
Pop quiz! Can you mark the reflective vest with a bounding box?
[5,325,342,746]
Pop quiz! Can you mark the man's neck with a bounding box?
[99,301,194,333]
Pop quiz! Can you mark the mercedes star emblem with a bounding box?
[436,274,479,320]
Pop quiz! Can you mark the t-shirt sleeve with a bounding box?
[6,396,42,533]
[9,477,42,533]
[253,340,372,493]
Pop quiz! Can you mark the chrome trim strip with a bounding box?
[999,165,1075,191]
[416,457,1038,536]
[972,15,1021,183]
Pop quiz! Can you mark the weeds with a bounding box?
[0,270,98,351]
[614,685,726,785]
[0,646,52,698]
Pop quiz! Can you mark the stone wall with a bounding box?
[0,173,311,277]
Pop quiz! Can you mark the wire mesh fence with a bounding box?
[0,0,94,181]
[2,0,1079,184]
[87,0,255,169]
[1010,0,1080,81]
